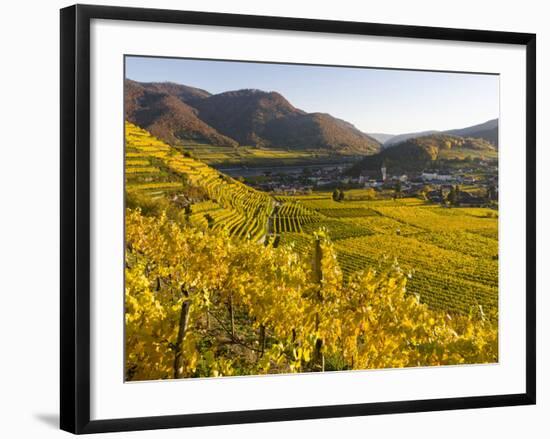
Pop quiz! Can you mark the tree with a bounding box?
[393,181,402,199]
[446,186,457,206]
[446,186,456,206]
[125,208,498,380]
[420,185,432,201]
[454,185,461,206]
[446,185,462,207]
[332,189,340,201]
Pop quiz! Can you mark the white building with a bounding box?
[421,172,438,181]
[422,172,454,182]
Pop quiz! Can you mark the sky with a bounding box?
[125,56,499,135]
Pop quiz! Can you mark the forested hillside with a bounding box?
[348,133,497,175]
[125,80,380,154]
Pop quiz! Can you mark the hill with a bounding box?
[128,80,212,102]
[383,130,438,147]
[383,119,499,149]
[348,133,497,176]
[192,88,380,153]
[125,80,238,146]
[190,89,302,146]
[125,121,323,243]
[443,119,498,146]
[126,80,380,154]
[262,112,381,154]
[368,133,395,144]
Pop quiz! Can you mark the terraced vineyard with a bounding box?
[126,122,498,316]
[126,122,274,242]
[334,235,497,313]
[277,193,498,314]
[126,123,327,243]
[271,201,322,234]
[175,141,352,167]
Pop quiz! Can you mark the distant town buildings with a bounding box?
[421,172,453,182]
[238,158,497,205]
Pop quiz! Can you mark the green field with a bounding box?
[174,141,361,167]
[126,122,498,316]
[275,194,498,314]
[437,147,498,160]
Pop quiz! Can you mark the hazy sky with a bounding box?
[126,56,499,135]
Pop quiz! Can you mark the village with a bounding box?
[244,159,498,207]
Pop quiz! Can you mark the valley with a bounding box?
[125,122,498,316]
[123,71,500,379]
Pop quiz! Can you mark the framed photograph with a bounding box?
[60,4,536,434]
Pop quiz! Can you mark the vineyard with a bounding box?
[125,122,499,380]
[126,208,497,380]
[125,121,498,317]
[126,123,275,242]
[126,122,334,242]
[281,193,498,314]
[174,141,356,167]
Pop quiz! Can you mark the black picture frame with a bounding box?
[60,4,536,434]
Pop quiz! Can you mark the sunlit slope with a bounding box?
[288,195,499,314]
[125,122,319,241]
[126,122,272,241]
[125,122,498,316]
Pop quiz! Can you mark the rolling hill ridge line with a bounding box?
[125,79,381,154]
[379,118,498,148]
[126,79,498,161]
[348,133,497,177]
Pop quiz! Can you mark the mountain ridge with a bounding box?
[348,133,497,176]
[125,79,380,154]
[383,130,439,147]
[383,119,498,148]
[125,80,237,146]
[368,133,396,144]
[443,119,498,146]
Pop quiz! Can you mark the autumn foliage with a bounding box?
[125,208,497,381]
